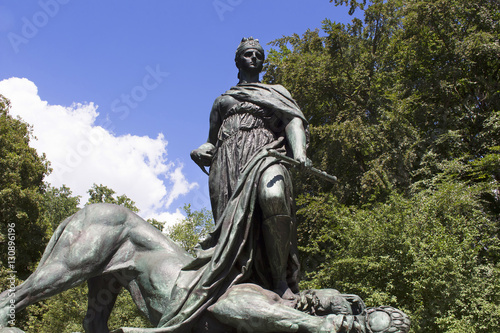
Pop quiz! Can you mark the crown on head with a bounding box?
[235,37,265,61]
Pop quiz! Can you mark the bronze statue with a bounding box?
[191,37,308,301]
[0,38,410,333]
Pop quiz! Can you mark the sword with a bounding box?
[266,149,338,184]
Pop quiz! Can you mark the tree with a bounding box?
[265,0,499,206]
[147,217,165,232]
[87,183,166,231]
[166,204,214,255]
[297,185,500,332]
[87,183,139,212]
[41,185,80,232]
[0,96,86,330]
[264,0,499,331]
[0,94,51,279]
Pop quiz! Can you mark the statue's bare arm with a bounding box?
[285,117,309,165]
[190,98,221,168]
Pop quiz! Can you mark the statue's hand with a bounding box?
[295,154,312,169]
[190,143,216,167]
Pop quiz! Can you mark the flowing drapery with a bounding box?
[155,83,307,332]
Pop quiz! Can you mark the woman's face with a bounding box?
[237,48,264,73]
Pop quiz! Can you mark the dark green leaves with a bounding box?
[265,0,500,331]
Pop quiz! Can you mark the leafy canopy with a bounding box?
[264,0,499,331]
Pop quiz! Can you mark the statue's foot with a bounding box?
[274,281,296,301]
[275,286,299,308]
[280,287,297,301]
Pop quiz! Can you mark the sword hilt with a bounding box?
[267,149,338,184]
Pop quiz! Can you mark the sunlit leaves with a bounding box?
[166,204,214,255]
[0,94,51,278]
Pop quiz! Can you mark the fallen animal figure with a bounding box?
[0,203,410,333]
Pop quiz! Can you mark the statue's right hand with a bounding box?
[190,143,216,167]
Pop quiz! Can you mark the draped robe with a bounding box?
[156,83,307,332]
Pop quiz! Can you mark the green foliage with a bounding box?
[298,185,499,332]
[166,204,214,255]
[0,95,51,279]
[329,0,367,15]
[147,218,165,232]
[264,0,499,206]
[265,0,500,331]
[41,185,80,232]
[107,290,150,330]
[87,183,139,212]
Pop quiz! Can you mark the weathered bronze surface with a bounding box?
[0,38,410,333]
[0,204,409,333]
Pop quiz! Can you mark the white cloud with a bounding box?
[166,165,199,208]
[153,208,186,230]
[0,77,196,224]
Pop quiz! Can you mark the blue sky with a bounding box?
[0,1,354,226]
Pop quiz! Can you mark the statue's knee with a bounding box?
[259,187,289,217]
[260,185,284,205]
[259,168,289,215]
